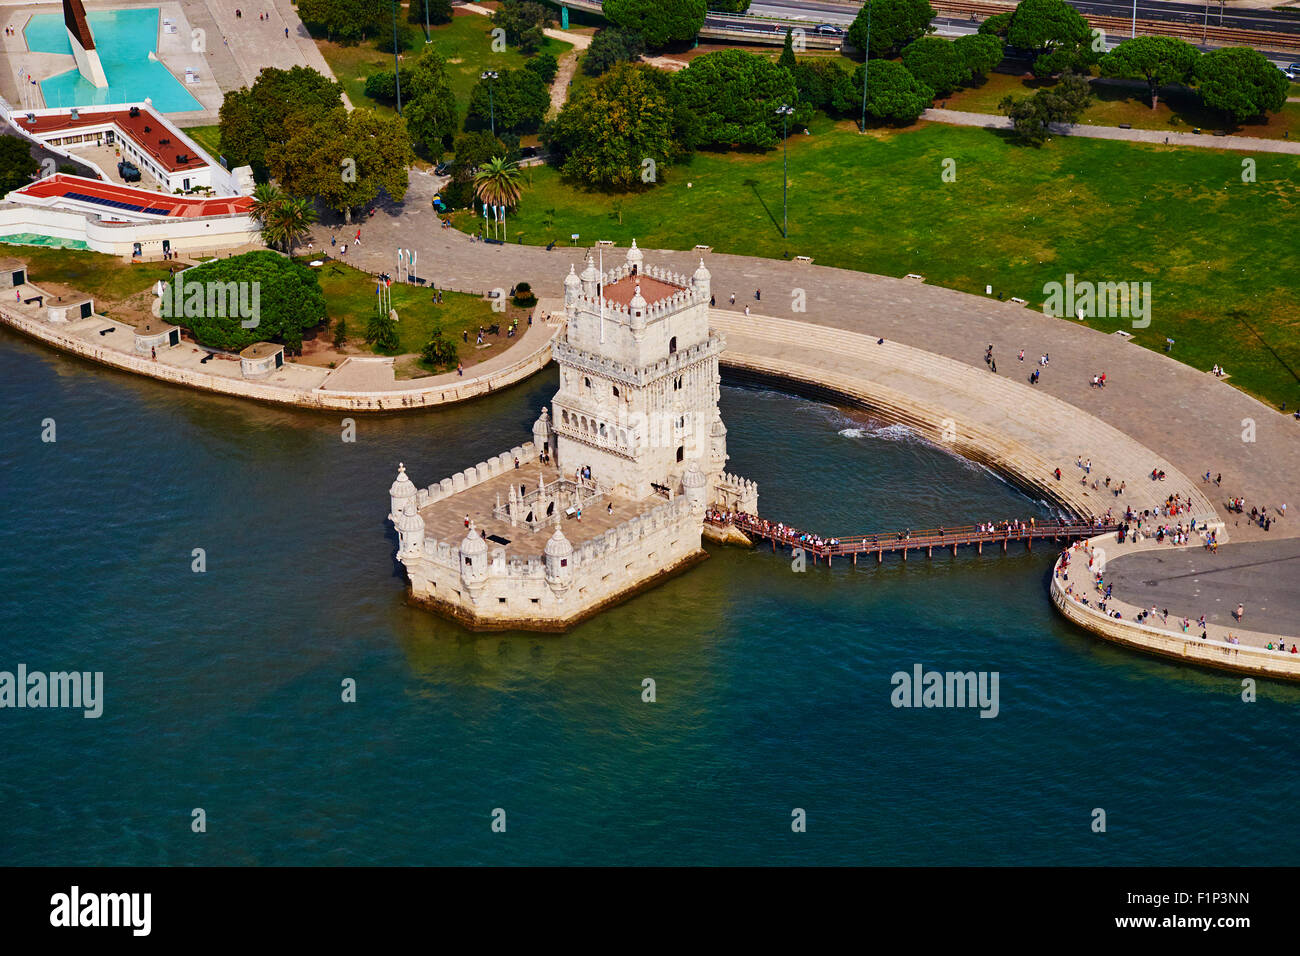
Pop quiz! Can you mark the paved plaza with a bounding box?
[1105,538,1300,639]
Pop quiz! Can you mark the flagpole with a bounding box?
[598,247,604,344]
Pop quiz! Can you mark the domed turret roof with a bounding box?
[682,461,707,489]
[579,255,600,283]
[396,498,424,534]
[564,264,581,288]
[693,257,710,281]
[545,525,573,558]
[460,521,488,555]
[389,462,416,499]
[629,283,647,312]
[626,239,643,267]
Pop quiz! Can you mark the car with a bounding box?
[117,161,141,182]
[520,146,539,158]
[1284,63,1300,80]
[815,23,844,35]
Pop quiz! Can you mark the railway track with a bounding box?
[932,0,1300,51]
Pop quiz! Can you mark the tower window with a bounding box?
[612,385,619,398]
[676,446,684,462]
[673,376,682,390]
[584,376,592,389]
[669,336,677,355]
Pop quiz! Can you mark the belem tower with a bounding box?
[387,241,759,631]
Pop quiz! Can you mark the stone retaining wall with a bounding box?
[0,305,555,412]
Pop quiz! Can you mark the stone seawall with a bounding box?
[1050,535,1300,682]
[0,305,555,413]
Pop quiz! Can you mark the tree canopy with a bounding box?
[583,28,645,76]
[297,0,385,43]
[999,70,1091,145]
[266,108,413,222]
[901,36,966,98]
[847,0,937,60]
[467,68,550,133]
[169,252,326,352]
[603,0,706,49]
[792,59,853,111]
[833,59,933,124]
[218,66,345,174]
[953,33,1004,81]
[1100,36,1200,109]
[407,0,453,27]
[491,0,553,53]
[673,50,804,149]
[1194,46,1288,122]
[544,63,685,189]
[1006,0,1098,78]
[0,136,38,195]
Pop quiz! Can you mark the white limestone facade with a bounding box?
[388,243,758,631]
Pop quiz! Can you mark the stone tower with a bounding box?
[550,243,729,501]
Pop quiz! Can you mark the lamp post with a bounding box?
[1131,0,1136,38]
[860,1,872,132]
[392,1,402,115]
[775,104,794,240]
[423,0,430,42]
[1203,0,1208,42]
[481,70,499,136]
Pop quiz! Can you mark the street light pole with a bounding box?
[424,0,430,42]
[1203,0,1208,42]
[1131,0,1136,38]
[481,71,499,136]
[860,2,872,132]
[776,104,793,240]
[392,2,402,115]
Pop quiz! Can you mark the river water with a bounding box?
[2,329,1296,865]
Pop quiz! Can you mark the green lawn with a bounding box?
[3,247,170,304]
[183,124,224,161]
[307,258,511,372]
[316,10,572,126]
[458,120,1300,408]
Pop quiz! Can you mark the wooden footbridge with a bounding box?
[710,514,1116,566]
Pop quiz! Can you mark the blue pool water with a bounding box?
[24,9,200,113]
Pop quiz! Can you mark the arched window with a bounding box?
[599,424,607,439]
[676,446,684,462]
[668,336,677,355]
[584,376,592,389]
[673,376,682,391]
[612,385,619,398]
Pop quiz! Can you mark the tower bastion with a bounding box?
[388,244,758,631]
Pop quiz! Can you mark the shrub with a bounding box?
[421,328,459,368]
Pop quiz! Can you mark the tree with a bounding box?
[707,0,751,10]
[473,157,525,209]
[953,33,1004,82]
[779,29,796,71]
[401,47,459,157]
[169,251,326,352]
[407,0,453,27]
[492,0,553,52]
[268,108,414,223]
[832,59,933,124]
[603,0,706,49]
[848,0,936,60]
[999,70,1092,145]
[1195,46,1288,123]
[583,28,645,76]
[365,311,400,352]
[333,317,348,348]
[297,0,385,43]
[0,136,38,194]
[793,59,852,110]
[524,52,559,85]
[453,130,509,170]
[1006,0,1098,78]
[978,11,1013,37]
[466,68,550,133]
[1100,36,1199,110]
[673,49,804,149]
[544,63,684,189]
[421,328,459,368]
[901,36,967,98]
[218,66,344,173]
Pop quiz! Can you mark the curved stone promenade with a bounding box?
[321,175,1300,540]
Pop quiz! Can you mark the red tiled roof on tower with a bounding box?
[602,273,683,308]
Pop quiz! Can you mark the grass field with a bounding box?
[183,124,224,162]
[308,258,508,371]
[316,9,571,127]
[454,118,1300,408]
[5,247,170,305]
[945,72,1300,139]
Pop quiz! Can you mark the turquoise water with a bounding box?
[25,9,201,112]
[2,328,1298,866]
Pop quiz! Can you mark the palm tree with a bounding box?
[251,185,317,257]
[250,182,283,230]
[472,156,524,210]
